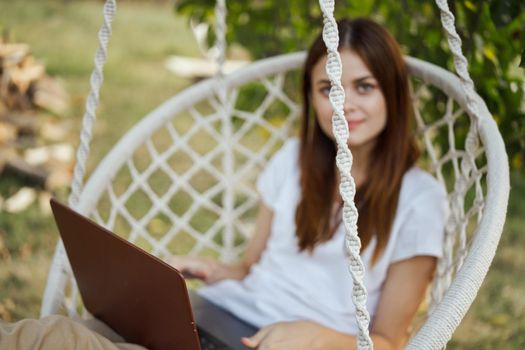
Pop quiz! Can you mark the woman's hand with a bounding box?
[241,321,331,350]
[241,320,400,350]
[165,204,273,285]
[165,256,247,284]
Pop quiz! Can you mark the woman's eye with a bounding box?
[320,87,331,96]
[357,83,374,93]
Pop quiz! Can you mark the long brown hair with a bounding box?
[295,18,419,264]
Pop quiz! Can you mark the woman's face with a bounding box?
[311,49,387,150]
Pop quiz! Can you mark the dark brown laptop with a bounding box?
[50,198,256,350]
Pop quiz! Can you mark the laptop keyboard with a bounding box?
[198,327,232,350]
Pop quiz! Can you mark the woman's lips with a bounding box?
[347,119,364,130]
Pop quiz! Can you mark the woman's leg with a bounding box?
[0,315,146,350]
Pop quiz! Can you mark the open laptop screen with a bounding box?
[50,198,201,350]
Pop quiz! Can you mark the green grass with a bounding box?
[0,0,199,319]
[1,1,525,349]
[447,171,525,349]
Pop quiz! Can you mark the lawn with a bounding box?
[0,0,200,319]
[0,1,524,349]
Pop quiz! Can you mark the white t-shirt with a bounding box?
[199,138,448,335]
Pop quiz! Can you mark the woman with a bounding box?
[168,18,448,350]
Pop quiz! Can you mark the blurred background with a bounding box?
[0,0,523,349]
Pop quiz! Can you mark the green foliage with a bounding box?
[175,0,525,172]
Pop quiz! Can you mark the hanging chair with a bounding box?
[40,0,509,349]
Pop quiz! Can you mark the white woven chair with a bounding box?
[41,51,509,347]
[40,1,510,348]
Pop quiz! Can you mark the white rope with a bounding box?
[40,0,116,318]
[214,0,227,76]
[317,2,372,349]
[434,0,481,191]
[213,0,235,261]
[69,0,116,208]
[428,0,483,312]
[434,0,481,121]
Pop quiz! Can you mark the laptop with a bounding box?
[49,198,257,350]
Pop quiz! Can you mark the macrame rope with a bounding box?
[69,0,116,208]
[214,0,227,76]
[317,1,373,349]
[429,0,483,312]
[214,0,236,261]
[434,0,481,187]
[41,0,116,318]
[436,0,480,166]
[434,0,481,121]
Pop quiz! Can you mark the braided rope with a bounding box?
[41,0,116,317]
[434,0,480,121]
[430,0,483,315]
[317,1,372,348]
[214,0,227,76]
[434,0,481,192]
[69,0,116,208]
[214,0,236,261]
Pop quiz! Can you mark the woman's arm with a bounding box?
[243,255,437,350]
[166,203,274,284]
[365,255,437,349]
[236,203,274,274]
[320,255,437,350]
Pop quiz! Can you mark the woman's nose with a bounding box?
[343,91,356,114]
